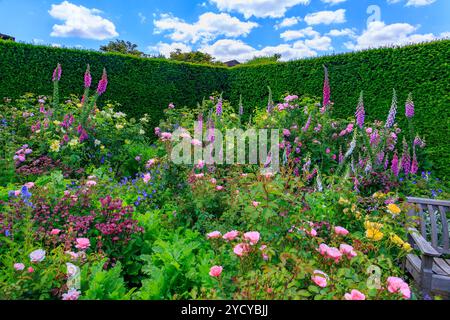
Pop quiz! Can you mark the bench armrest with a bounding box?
[408,228,441,257]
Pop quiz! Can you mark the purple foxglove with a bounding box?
[405,93,414,118]
[97,68,108,96]
[355,91,365,129]
[385,89,397,128]
[322,65,331,110]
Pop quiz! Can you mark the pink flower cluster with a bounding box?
[318,242,357,262]
[13,145,32,164]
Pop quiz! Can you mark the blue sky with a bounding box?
[0,0,449,62]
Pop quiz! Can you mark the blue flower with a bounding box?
[21,186,32,199]
[5,229,10,237]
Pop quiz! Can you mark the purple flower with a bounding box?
[391,152,399,177]
[322,65,330,110]
[385,89,397,128]
[52,63,62,82]
[97,68,108,96]
[410,151,418,175]
[405,93,414,118]
[84,64,92,88]
[355,91,365,129]
[302,116,311,132]
[216,99,222,116]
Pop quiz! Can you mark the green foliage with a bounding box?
[169,49,225,66]
[0,40,228,132]
[0,40,448,175]
[227,40,450,177]
[99,39,145,57]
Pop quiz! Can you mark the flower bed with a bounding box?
[0,64,448,300]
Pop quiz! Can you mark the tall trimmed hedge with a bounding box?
[0,40,449,176]
[0,41,229,130]
[227,40,450,177]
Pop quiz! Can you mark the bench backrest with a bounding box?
[406,197,450,255]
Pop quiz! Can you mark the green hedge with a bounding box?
[0,40,449,176]
[0,40,229,130]
[227,40,450,177]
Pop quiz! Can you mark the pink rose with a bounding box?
[344,289,366,300]
[209,265,223,277]
[223,230,239,241]
[75,238,90,250]
[387,277,411,299]
[50,229,61,235]
[143,173,151,184]
[318,243,330,255]
[210,178,217,184]
[311,270,328,288]
[233,243,250,257]
[14,263,25,271]
[326,148,331,154]
[27,267,34,273]
[207,231,222,239]
[334,226,349,236]
[339,244,357,259]
[216,186,224,191]
[252,201,260,208]
[244,231,260,245]
[29,249,46,262]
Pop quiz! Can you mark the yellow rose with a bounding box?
[387,204,401,215]
[390,234,404,246]
[366,228,384,241]
[364,221,383,230]
[338,197,349,205]
[402,243,412,252]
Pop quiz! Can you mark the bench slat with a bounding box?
[438,205,449,252]
[434,258,450,276]
[418,204,427,239]
[427,204,439,248]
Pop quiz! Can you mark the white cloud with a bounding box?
[154,12,258,44]
[280,27,319,41]
[345,21,440,50]
[209,0,311,19]
[305,35,333,51]
[321,0,347,5]
[326,28,355,37]
[199,38,321,62]
[138,12,147,24]
[387,0,436,6]
[148,42,192,57]
[275,16,301,30]
[304,9,346,25]
[48,1,118,40]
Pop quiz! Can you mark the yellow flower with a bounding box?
[387,204,401,215]
[339,197,349,205]
[372,192,386,199]
[351,204,357,212]
[364,221,383,230]
[69,138,79,147]
[366,228,384,241]
[100,145,105,150]
[402,243,412,252]
[53,120,61,126]
[116,123,124,130]
[50,140,60,152]
[390,234,404,246]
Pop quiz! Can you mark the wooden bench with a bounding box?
[405,197,450,297]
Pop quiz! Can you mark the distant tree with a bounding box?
[100,40,144,57]
[244,54,282,65]
[169,49,225,66]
